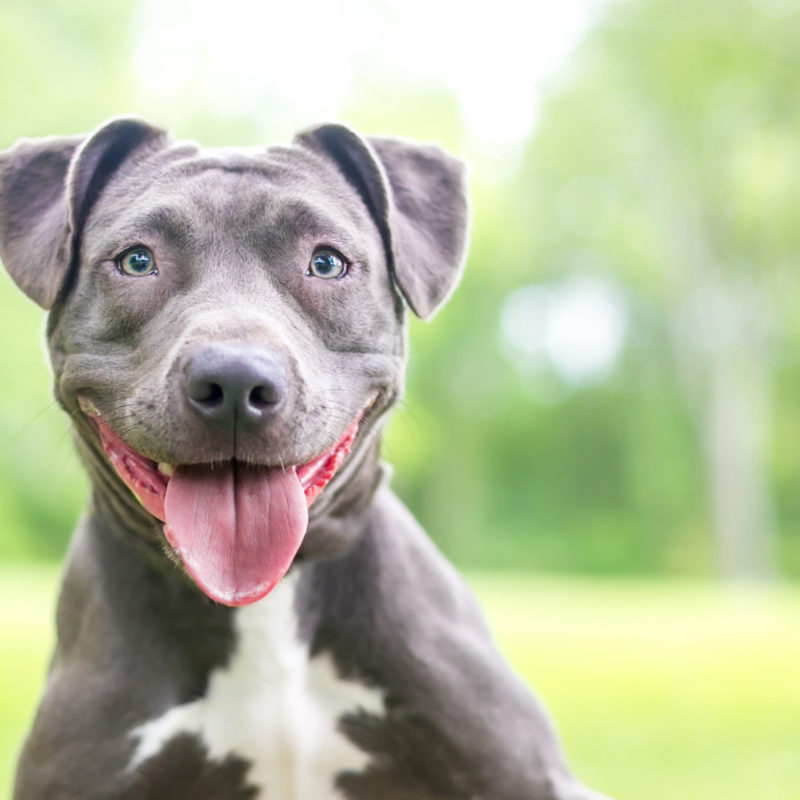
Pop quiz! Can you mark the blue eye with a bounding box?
[118,246,157,277]
[308,248,347,279]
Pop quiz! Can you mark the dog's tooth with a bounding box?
[78,396,99,415]
[158,462,175,477]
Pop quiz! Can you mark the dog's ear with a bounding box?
[297,124,469,320]
[0,118,166,309]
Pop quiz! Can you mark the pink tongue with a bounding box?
[163,462,308,606]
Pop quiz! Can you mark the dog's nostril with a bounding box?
[189,380,225,408]
[248,383,280,409]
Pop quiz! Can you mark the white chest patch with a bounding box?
[129,574,383,799]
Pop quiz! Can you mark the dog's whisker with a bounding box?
[4,399,60,448]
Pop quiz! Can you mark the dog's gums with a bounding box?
[78,395,367,606]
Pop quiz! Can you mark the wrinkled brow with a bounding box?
[123,204,197,244]
[266,198,370,250]
[85,204,199,260]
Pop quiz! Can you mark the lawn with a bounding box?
[1,566,798,799]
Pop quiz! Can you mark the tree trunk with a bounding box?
[673,281,776,581]
[705,337,775,580]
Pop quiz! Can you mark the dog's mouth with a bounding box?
[79,396,370,607]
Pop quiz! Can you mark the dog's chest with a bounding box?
[130,574,382,799]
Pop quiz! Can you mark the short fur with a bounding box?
[0,118,609,800]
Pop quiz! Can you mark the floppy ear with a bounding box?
[0,117,167,309]
[297,124,469,320]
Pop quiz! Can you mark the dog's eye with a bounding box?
[308,248,347,279]
[118,246,157,277]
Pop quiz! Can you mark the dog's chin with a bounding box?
[77,395,372,607]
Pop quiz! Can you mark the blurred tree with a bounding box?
[3,0,799,579]
[517,0,800,578]
[0,0,138,141]
[0,0,142,557]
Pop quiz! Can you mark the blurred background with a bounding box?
[1,0,799,798]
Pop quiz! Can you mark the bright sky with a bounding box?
[132,0,608,145]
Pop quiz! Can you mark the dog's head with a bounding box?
[0,118,468,606]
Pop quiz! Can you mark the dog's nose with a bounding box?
[184,344,288,429]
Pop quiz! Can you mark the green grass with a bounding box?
[1,567,799,799]
[469,575,800,800]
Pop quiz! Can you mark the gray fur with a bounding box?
[297,124,469,320]
[0,119,165,308]
[0,118,608,799]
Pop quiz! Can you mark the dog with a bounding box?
[0,118,609,799]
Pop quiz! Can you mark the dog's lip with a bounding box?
[76,393,377,517]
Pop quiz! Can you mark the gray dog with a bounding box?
[0,118,609,799]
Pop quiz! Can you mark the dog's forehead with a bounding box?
[84,140,370,251]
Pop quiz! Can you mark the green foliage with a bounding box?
[0,0,139,142]
[386,0,800,577]
[0,277,87,559]
[2,0,800,577]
